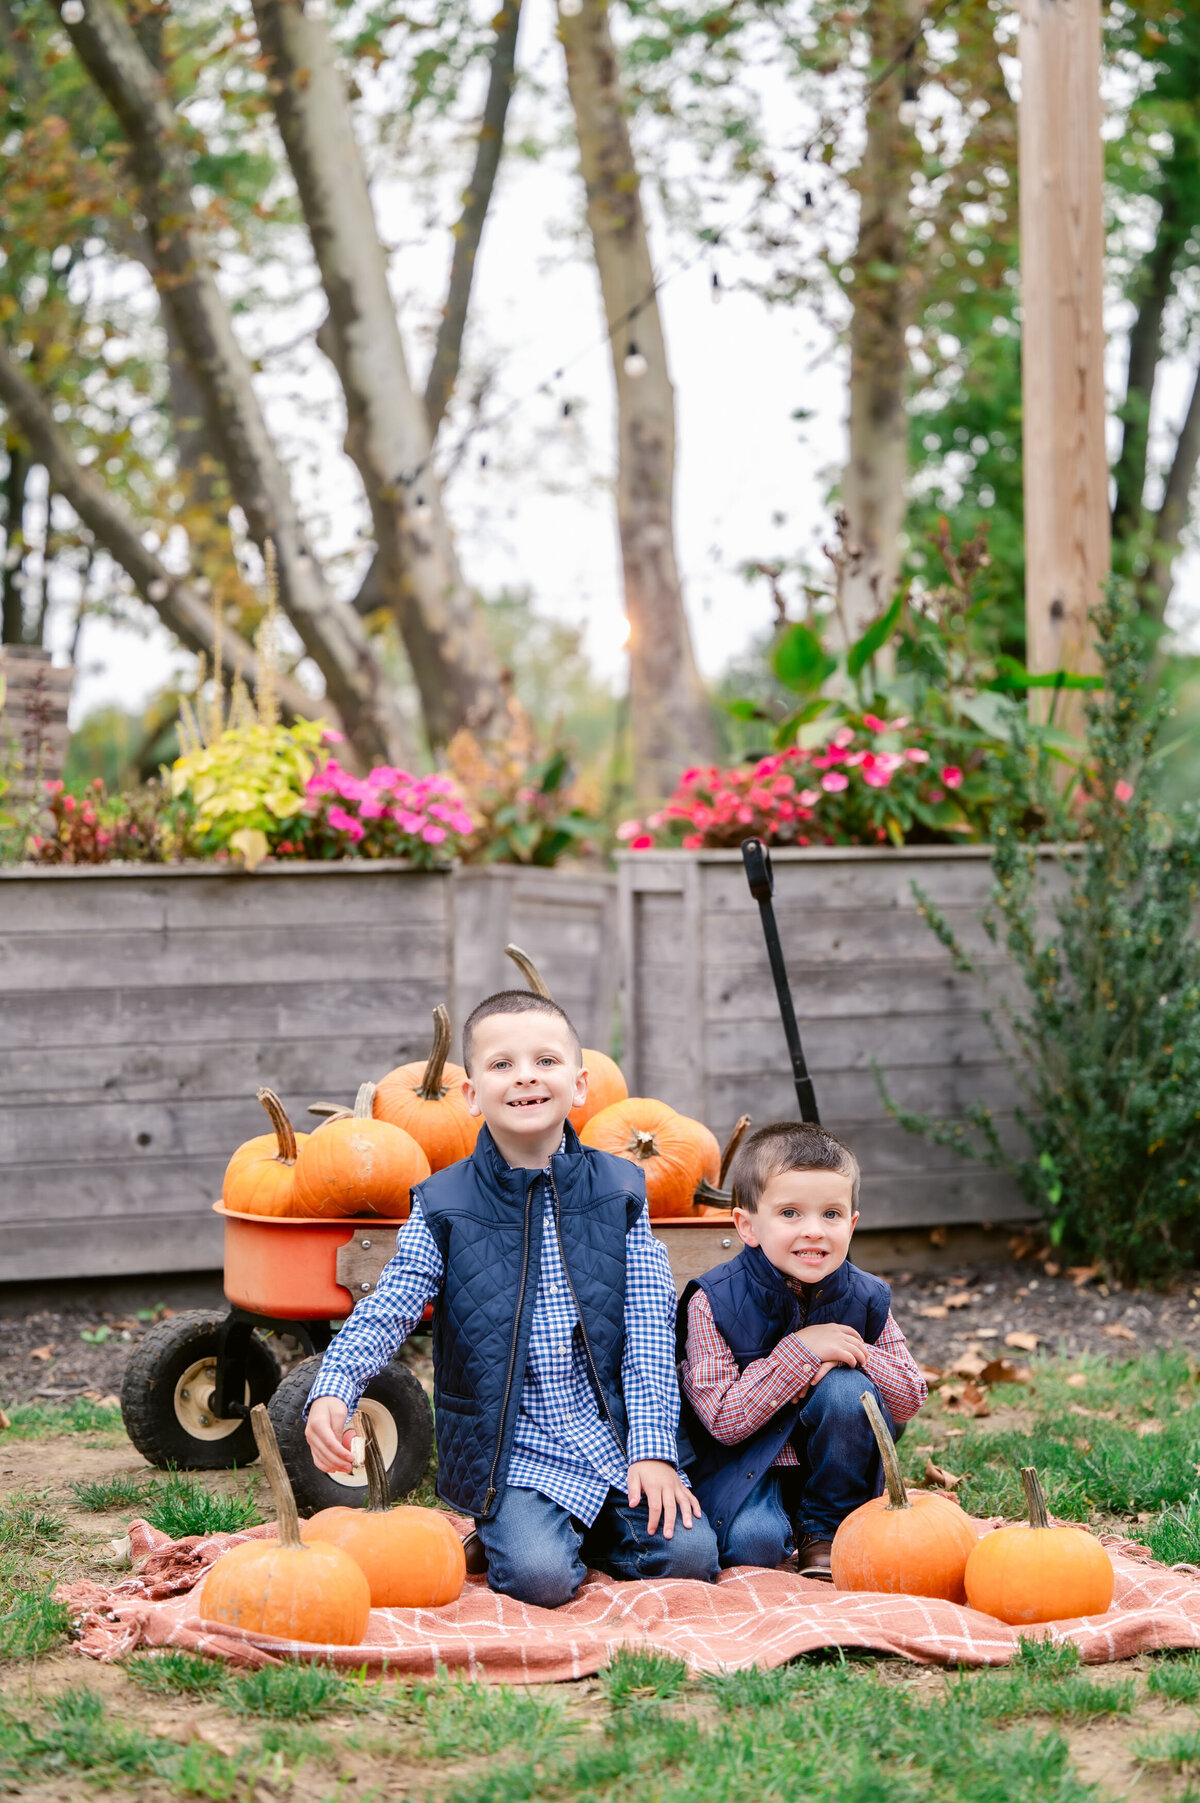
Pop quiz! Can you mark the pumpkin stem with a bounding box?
[719,1114,752,1190]
[255,1088,298,1165]
[250,1403,304,1549]
[859,1390,909,1512]
[353,1082,377,1121]
[630,1128,660,1164]
[505,943,552,999]
[308,1101,352,1124]
[418,1005,453,1100]
[357,1412,391,1513]
[1021,1465,1051,1530]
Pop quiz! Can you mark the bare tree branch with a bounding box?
[249,0,504,750]
[0,335,320,723]
[423,0,522,437]
[52,0,407,767]
[1144,349,1200,618]
[1112,177,1186,544]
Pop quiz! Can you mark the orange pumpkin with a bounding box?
[201,1405,370,1645]
[694,1115,752,1210]
[222,1088,309,1217]
[374,1005,481,1171]
[303,1412,466,1609]
[504,943,628,1131]
[580,1097,719,1216]
[831,1391,981,1602]
[964,1466,1114,1624]
[292,1082,431,1220]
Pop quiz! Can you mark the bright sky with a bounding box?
[46,5,1200,728]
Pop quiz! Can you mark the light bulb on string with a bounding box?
[411,491,431,520]
[898,74,920,127]
[623,342,648,379]
[710,270,721,305]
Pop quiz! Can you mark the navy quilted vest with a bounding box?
[415,1122,645,1518]
[677,1244,890,1530]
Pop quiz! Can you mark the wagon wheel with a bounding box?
[120,1311,282,1470]
[266,1355,435,1516]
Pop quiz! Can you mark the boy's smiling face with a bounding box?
[462,1011,587,1167]
[733,1168,859,1285]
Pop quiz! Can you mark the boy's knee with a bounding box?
[805,1366,885,1423]
[720,1515,790,1571]
[486,1544,582,1609]
[656,1515,719,1583]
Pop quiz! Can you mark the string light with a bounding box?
[411,492,431,519]
[710,270,721,304]
[898,72,920,127]
[61,0,85,21]
[623,343,648,378]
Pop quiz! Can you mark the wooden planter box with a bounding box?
[617,847,1038,1234]
[0,861,454,1282]
[451,865,617,1058]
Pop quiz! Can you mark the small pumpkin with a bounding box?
[693,1114,752,1210]
[964,1466,1114,1624]
[831,1391,981,1602]
[580,1097,720,1217]
[504,944,628,1130]
[303,1412,466,1609]
[374,1005,481,1171]
[292,1082,431,1220]
[201,1404,370,1645]
[222,1088,309,1217]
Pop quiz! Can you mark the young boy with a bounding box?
[678,1121,927,1580]
[305,989,719,1608]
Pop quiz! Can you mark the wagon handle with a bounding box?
[740,837,820,1124]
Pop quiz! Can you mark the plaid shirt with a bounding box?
[308,1184,681,1526]
[682,1288,927,1464]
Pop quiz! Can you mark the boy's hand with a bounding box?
[305,1396,354,1474]
[627,1460,702,1539]
[793,1324,868,1369]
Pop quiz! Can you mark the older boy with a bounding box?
[305,989,718,1607]
[678,1121,926,1580]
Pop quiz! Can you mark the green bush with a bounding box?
[885,585,1200,1285]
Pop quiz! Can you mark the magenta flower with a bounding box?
[321,728,346,744]
[905,747,930,764]
[941,766,964,790]
[1114,780,1134,803]
[328,805,365,841]
[616,819,643,842]
[629,833,655,850]
[821,771,849,793]
[421,824,447,844]
[682,833,705,849]
[860,755,894,789]
[832,726,855,749]
[861,713,888,733]
[928,787,945,804]
[798,788,820,807]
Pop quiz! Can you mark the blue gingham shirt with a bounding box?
[307,1178,681,1526]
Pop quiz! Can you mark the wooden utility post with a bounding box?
[1018,0,1108,725]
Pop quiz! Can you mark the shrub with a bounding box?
[884,585,1200,1285]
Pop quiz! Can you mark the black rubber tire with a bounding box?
[120,1311,282,1470]
[267,1356,435,1516]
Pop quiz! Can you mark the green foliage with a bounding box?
[224,1663,350,1719]
[126,1650,230,1699]
[140,1470,259,1540]
[448,701,602,867]
[69,1473,155,1513]
[0,1495,65,1554]
[0,1565,69,1662]
[885,585,1200,1284]
[1135,1493,1200,1569]
[0,1397,124,1439]
[599,1650,689,1710]
[0,1687,248,1794]
[170,718,328,871]
[1148,1650,1200,1706]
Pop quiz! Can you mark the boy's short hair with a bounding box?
[461,990,583,1076]
[728,1121,861,1212]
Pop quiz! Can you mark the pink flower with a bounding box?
[682,833,705,849]
[905,747,930,764]
[394,809,425,834]
[861,713,888,733]
[449,813,474,834]
[629,834,655,850]
[327,805,365,841]
[45,779,65,795]
[1114,780,1134,803]
[63,795,76,814]
[680,767,703,784]
[798,789,820,807]
[844,751,866,768]
[359,797,386,819]
[737,805,755,824]
[616,820,643,842]
[941,766,964,790]
[928,787,945,804]
[861,755,894,790]
[821,771,849,793]
[832,727,855,749]
[421,824,447,844]
[321,728,346,743]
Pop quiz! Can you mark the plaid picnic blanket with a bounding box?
[56,1519,1200,1682]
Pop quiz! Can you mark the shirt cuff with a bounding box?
[773,1334,823,1387]
[626,1424,682,1468]
[303,1372,364,1420]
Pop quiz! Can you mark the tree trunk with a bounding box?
[1111,179,1184,549]
[560,0,714,803]
[840,0,923,647]
[0,337,319,724]
[250,0,505,750]
[1144,353,1200,617]
[57,0,407,768]
[2,438,28,643]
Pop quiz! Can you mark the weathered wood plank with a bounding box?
[0,1158,225,1219]
[703,1061,1022,1133]
[700,960,1019,1023]
[0,1212,225,1282]
[704,1011,1009,1075]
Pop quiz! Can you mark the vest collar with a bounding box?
[473,1119,586,1196]
[742,1240,857,1314]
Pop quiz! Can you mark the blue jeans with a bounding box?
[476,1484,720,1608]
[717,1368,898,1567]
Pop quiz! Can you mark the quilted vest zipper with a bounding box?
[482,1175,537,1517]
[547,1168,629,1460]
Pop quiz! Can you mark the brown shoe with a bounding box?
[797,1535,833,1581]
[461,1530,488,1575]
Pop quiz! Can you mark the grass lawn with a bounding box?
[3,1348,1200,1801]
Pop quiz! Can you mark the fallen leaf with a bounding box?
[929,1226,949,1247]
[980,1357,1028,1386]
[945,1427,965,1437]
[938,1381,966,1406]
[919,1365,943,1382]
[948,1351,988,1378]
[1102,1322,1137,1342]
[925,1459,965,1491]
[946,1275,970,1288]
[1137,1420,1165,1438]
[1068,1265,1100,1287]
[28,1345,54,1361]
[1043,1262,1061,1277]
[0,1407,9,1431]
[960,1380,992,1418]
[1074,1436,1093,1453]
[918,1305,949,1320]
[1065,1372,1088,1389]
[974,1328,1000,1339]
[944,1292,977,1310]
[97,1393,120,1408]
[1004,1330,1041,1351]
[1136,1511,1153,1524]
